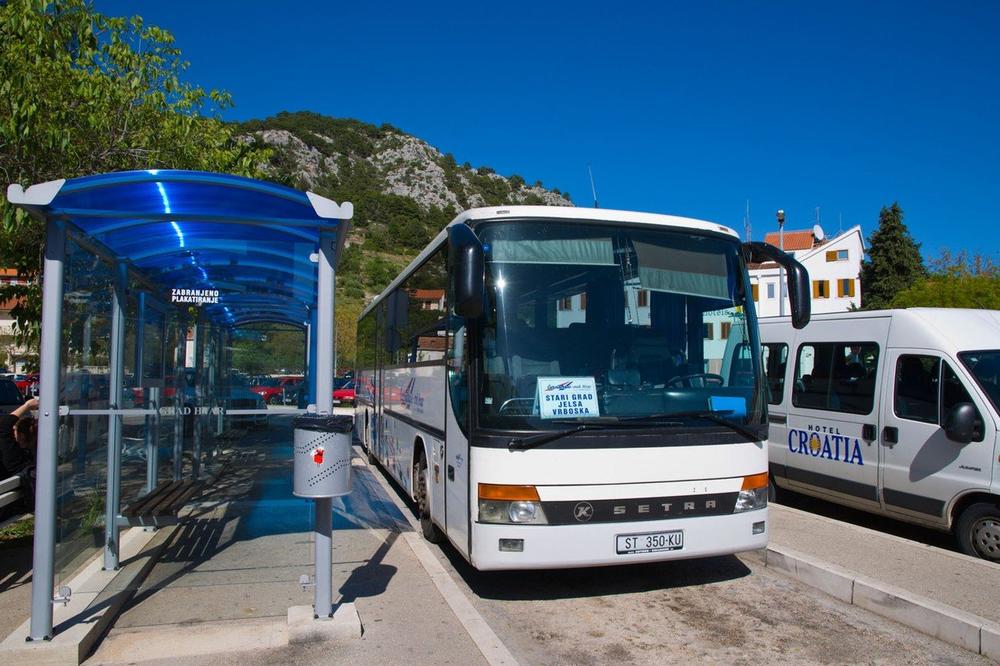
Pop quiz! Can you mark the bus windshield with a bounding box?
[476,220,763,432]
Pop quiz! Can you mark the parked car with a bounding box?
[0,378,24,415]
[333,377,355,405]
[250,375,303,405]
[14,373,39,397]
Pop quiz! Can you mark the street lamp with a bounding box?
[777,209,786,317]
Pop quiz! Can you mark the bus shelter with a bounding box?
[5,170,352,641]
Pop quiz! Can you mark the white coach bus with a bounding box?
[355,206,809,569]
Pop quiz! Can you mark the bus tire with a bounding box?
[956,502,1000,561]
[416,459,444,544]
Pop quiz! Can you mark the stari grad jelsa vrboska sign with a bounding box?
[170,288,219,305]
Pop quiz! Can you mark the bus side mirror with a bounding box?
[448,224,484,319]
[743,241,811,329]
[944,402,976,444]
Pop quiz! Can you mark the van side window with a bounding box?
[941,361,984,442]
[762,343,788,404]
[792,342,879,414]
[894,355,940,424]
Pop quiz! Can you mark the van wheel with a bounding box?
[416,459,444,543]
[956,503,1000,561]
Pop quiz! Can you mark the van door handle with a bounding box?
[862,423,876,441]
[768,414,787,425]
[447,465,455,481]
[882,426,898,445]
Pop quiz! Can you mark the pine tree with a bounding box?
[859,202,926,309]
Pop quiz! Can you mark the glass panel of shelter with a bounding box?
[53,237,200,588]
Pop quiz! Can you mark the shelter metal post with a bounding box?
[191,320,202,479]
[103,262,127,570]
[313,232,336,618]
[29,220,66,641]
[173,314,187,481]
[307,310,318,407]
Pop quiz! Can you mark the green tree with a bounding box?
[859,202,926,309]
[0,0,269,343]
[892,251,1000,309]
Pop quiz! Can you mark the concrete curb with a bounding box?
[762,545,1000,661]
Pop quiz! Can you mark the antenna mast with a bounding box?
[588,165,599,209]
[744,200,752,241]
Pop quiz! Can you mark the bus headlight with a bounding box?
[478,484,549,525]
[734,472,768,513]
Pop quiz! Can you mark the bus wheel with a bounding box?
[956,502,1000,561]
[416,459,444,544]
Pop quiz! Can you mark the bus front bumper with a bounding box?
[469,508,767,570]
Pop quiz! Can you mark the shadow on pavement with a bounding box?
[0,535,33,595]
[441,542,753,601]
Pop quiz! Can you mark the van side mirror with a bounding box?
[944,402,976,444]
[743,241,811,329]
[448,223,484,318]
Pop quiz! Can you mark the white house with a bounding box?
[750,224,865,317]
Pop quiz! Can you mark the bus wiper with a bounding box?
[508,424,610,451]
[619,410,761,442]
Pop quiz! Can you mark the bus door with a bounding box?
[785,324,887,511]
[879,350,991,525]
[444,315,471,553]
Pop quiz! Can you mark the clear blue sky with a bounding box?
[99,1,999,260]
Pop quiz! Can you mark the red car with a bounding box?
[14,373,38,397]
[251,375,303,404]
[333,377,355,405]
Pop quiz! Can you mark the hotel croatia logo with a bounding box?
[787,424,864,466]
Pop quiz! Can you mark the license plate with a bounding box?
[616,530,684,555]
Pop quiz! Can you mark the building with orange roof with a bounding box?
[749,225,865,317]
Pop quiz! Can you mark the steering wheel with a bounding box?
[666,373,724,389]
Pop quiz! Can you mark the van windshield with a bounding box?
[475,220,764,432]
[959,351,1000,414]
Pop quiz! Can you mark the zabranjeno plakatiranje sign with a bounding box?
[171,288,219,305]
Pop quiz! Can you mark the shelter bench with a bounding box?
[118,479,200,528]
[0,474,23,511]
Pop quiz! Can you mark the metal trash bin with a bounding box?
[292,414,354,498]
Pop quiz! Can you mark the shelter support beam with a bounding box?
[104,263,128,570]
[314,232,336,618]
[29,220,66,641]
[173,314,187,481]
[191,321,202,479]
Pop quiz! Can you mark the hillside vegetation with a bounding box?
[238,111,573,366]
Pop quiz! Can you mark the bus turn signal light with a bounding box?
[478,484,540,501]
[741,472,768,491]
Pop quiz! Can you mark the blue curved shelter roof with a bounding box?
[7,170,353,327]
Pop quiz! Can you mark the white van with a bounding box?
[759,308,1000,561]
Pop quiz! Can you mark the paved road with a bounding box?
[360,456,988,665]
[77,415,991,665]
[423,536,985,665]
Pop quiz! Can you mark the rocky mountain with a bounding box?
[239,112,573,304]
